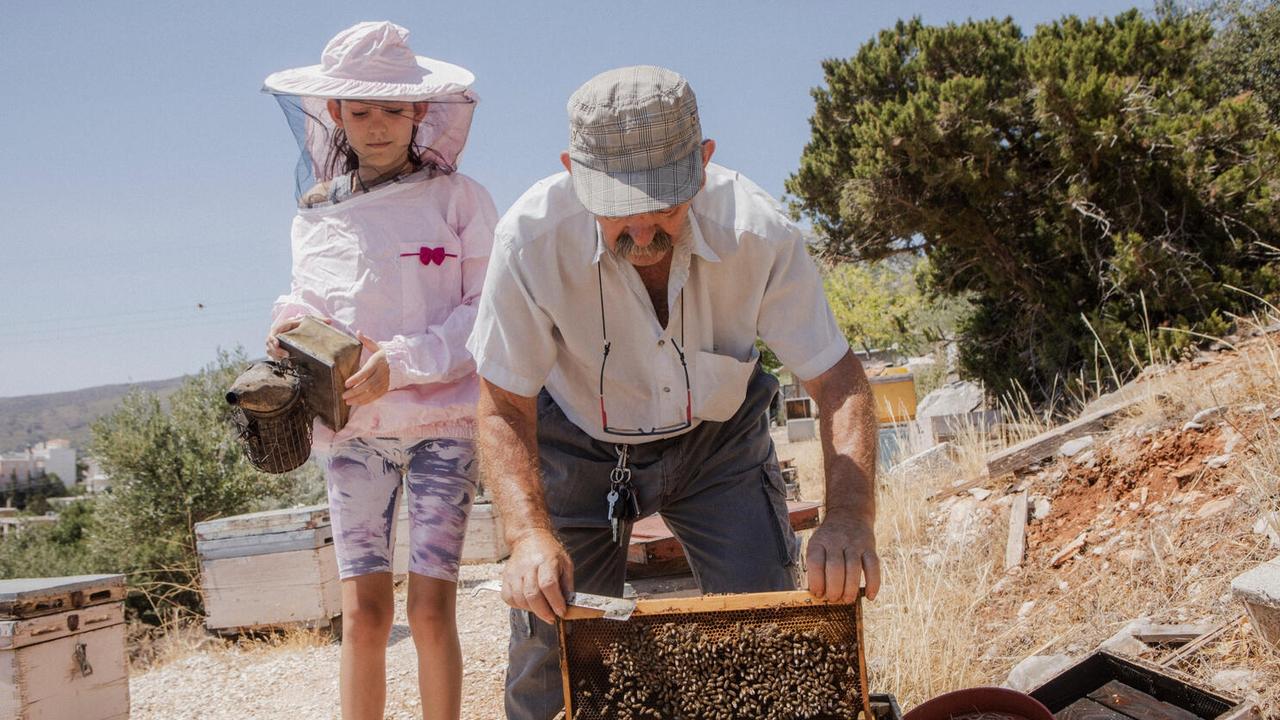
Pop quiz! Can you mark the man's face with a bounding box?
[596,204,691,267]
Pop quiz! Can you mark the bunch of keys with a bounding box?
[606,444,641,543]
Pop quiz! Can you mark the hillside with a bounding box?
[0,376,187,453]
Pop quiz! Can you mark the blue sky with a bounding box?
[0,0,1147,398]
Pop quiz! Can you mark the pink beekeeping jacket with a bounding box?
[272,171,496,451]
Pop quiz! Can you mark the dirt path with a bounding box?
[129,564,510,720]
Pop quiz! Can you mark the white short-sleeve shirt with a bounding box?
[466,163,849,444]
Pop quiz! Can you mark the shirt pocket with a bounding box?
[397,229,463,327]
[693,347,759,422]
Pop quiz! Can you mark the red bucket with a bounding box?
[903,687,1054,720]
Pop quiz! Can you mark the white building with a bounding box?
[0,440,77,491]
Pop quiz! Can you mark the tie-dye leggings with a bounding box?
[325,436,476,582]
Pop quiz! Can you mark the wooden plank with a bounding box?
[1005,490,1029,572]
[194,504,329,542]
[1056,698,1128,719]
[0,603,123,650]
[987,397,1144,477]
[563,589,858,621]
[1159,613,1242,667]
[0,575,125,620]
[1087,680,1200,720]
[1131,623,1214,645]
[201,544,341,631]
[197,525,334,560]
[0,621,129,720]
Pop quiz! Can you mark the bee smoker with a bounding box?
[226,317,362,474]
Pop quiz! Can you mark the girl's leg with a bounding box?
[326,439,405,720]
[403,438,476,720]
[406,573,461,720]
[341,572,396,720]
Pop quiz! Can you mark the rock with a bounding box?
[1059,435,1095,458]
[1100,619,1153,657]
[1004,654,1074,692]
[1050,533,1087,567]
[1231,556,1280,649]
[893,441,958,477]
[1204,454,1232,469]
[1116,548,1149,565]
[1017,600,1036,619]
[1032,498,1052,521]
[1192,406,1226,425]
[1196,497,1235,519]
[1211,669,1261,695]
[944,496,982,546]
[968,487,993,501]
[915,381,985,445]
[1222,427,1243,455]
[1253,512,1280,549]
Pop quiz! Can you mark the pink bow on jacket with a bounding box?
[400,246,458,266]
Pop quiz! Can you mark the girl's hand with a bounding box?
[343,332,390,405]
[265,316,332,360]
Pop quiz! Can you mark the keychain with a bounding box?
[606,444,641,543]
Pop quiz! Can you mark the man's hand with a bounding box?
[806,514,880,602]
[342,332,390,405]
[501,530,573,625]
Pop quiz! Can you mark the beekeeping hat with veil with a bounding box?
[263,21,478,202]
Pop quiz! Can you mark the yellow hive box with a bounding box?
[869,368,916,424]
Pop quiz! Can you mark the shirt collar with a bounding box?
[590,212,721,265]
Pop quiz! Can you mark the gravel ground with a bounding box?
[129,564,510,720]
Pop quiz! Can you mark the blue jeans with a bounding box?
[504,366,799,720]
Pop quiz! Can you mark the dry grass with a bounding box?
[785,325,1280,714]
[128,615,334,672]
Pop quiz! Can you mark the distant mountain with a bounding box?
[0,377,187,453]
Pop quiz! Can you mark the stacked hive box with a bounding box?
[0,574,129,720]
[196,505,341,633]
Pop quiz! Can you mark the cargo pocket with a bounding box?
[761,463,800,567]
[693,348,758,422]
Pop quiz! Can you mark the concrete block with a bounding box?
[1231,555,1280,648]
[786,418,816,443]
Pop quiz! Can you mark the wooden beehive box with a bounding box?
[558,590,871,720]
[1029,650,1252,719]
[0,574,129,720]
[393,498,510,580]
[195,505,341,633]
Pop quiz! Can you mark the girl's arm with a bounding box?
[380,175,498,389]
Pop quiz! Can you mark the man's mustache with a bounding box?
[614,227,675,260]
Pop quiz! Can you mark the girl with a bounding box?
[261,21,496,720]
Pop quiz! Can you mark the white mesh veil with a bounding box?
[270,93,477,201]
[261,21,479,202]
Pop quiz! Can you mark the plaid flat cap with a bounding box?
[566,65,704,217]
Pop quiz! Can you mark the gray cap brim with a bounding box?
[569,145,703,217]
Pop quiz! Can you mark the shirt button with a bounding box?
[663,386,671,393]
[658,339,666,347]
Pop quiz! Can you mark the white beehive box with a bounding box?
[195,505,340,633]
[0,574,129,720]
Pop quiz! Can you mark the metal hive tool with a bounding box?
[557,590,872,720]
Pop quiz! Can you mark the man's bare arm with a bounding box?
[799,350,881,602]
[477,378,573,623]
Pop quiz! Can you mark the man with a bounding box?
[467,65,881,720]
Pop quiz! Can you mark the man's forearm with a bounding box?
[804,351,878,524]
[476,380,554,544]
